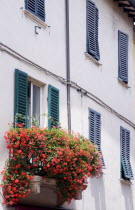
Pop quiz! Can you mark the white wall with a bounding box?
[69,0,134,122]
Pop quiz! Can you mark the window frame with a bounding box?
[28,80,43,127]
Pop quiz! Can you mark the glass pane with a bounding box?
[33,85,40,125]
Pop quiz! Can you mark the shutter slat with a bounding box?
[48,85,59,129]
[14,69,28,127]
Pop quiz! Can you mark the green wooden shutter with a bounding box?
[48,85,59,129]
[118,31,128,83]
[120,127,133,179]
[89,109,105,167]
[14,69,28,127]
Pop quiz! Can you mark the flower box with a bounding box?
[19,176,65,207]
[1,127,102,206]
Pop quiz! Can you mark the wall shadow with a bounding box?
[121,183,134,210]
[90,176,106,210]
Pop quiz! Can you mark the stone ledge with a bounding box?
[84,52,102,66]
[23,10,48,29]
[118,78,131,89]
[120,179,132,185]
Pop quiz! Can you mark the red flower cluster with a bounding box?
[1,126,102,205]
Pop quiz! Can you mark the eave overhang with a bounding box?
[114,0,135,22]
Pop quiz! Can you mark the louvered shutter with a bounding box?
[126,131,133,179]
[89,109,105,167]
[87,0,100,61]
[95,113,105,166]
[37,0,45,21]
[25,0,36,15]
[118,31,128,83]
[25,0,45,21]
[89,110,95,144]
[48,85,59,129]
[14,69,28,127]
[120,127,133,179]
[95,8,100,60]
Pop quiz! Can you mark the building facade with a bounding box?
[0,0,135,210]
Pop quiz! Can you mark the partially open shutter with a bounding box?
[95,8,100,60]
[118,31,128,83]
[14,69,28,127]
[87,0,100,60]
[89,109,105,167]
[89,110,95,144]
[48,85,59,129]
[120,127,133,179]
[126,131,133,179]
[87,1,96,56]
[95,113,105,166]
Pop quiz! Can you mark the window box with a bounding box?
[19,176,65,207]
[2,127,102,207]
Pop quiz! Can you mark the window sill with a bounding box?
[120,179,132,185]
[23,10,48,29]
[84,52,102,66]
[118,78,131,89]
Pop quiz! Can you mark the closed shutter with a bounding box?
[14,69,28,127]
[25,0,36,15]
[48,85,59,129]
[25,0,45,21]
[89,109,105,167]
[87,0,100,60]
[37,0,45,21]
[95,8,100,60]
[120,127,133,179]
[118,31,128,83]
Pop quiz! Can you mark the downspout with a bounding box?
[65,0,71,132]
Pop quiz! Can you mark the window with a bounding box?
[118,31,128,83]
[89,108,105,167]
[48,85,59,129]
[14,69,42,127]
[86,0,100,61]
[28,82,41,127]
[120,126,133,180]
[25,0,45,21]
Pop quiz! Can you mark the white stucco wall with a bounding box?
[69,0,134,122]
[0,0,135,210]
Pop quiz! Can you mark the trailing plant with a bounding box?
[1,125,102,205]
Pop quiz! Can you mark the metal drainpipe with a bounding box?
[65,0,71,132]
